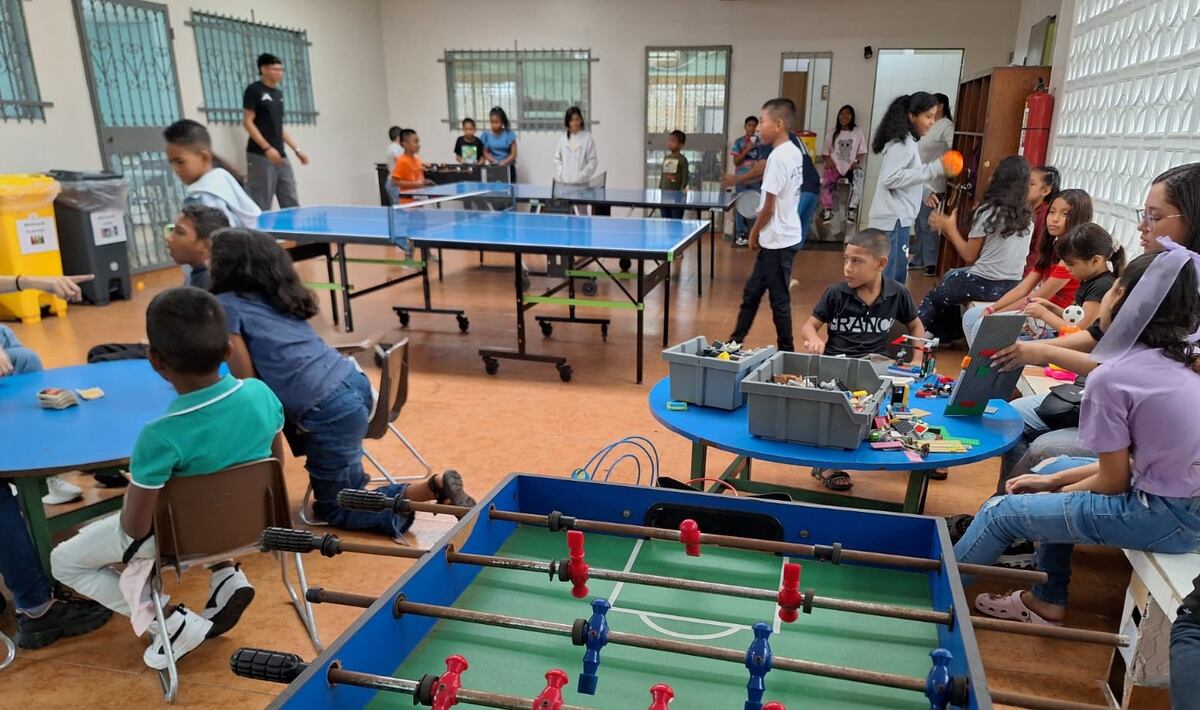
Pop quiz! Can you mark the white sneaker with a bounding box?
[42,476,83,505]
[789,278,800,291]
[144,605,212,670]
[201,565,255,638]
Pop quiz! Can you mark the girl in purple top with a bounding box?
[956,246,1200,626]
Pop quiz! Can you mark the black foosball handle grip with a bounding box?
[260,527,319,554]
[230,647,308,684]
[336,488,410,514]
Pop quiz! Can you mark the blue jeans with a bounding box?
[798,191,818,247]
[298,370,413,537]
[0,480,51,611]
[955,456,1200,606]
[1173,607,1200,710]
[883,220,910,284]
[912,200,941,268]
[1,325,42,374]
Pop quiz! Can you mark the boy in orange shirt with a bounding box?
[389,129,432,203]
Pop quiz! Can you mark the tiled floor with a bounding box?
[1,238,1125,708]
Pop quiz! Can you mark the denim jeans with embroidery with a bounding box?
[954,455,1200,606]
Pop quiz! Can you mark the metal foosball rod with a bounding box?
[229,647,595,710]
[306,589,1108,710]
[335,489,1046,584]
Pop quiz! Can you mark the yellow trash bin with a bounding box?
[0,174,65,324]
[796,130,818,159]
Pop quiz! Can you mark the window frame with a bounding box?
[441,48,595,132]
[0,0,52,122]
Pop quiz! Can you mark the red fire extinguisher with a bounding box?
[1019,79,1054,168]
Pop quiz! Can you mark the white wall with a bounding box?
[1012,0,1063,66]
[2,0,389,207]
[380,0,1022,190]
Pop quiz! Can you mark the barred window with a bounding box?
[444,49,592,131]
[188,11,317,125]
[0,0,49,122]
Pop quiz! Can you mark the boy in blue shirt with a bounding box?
[52,287,285,669]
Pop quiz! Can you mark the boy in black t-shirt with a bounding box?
[798,228,927,490]
[454,118,485,165]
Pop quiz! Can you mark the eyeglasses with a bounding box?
[1135,209,1184,228]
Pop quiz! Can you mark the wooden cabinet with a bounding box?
[936,65,1051,275]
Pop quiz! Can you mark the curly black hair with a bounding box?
[1112,252,1200,371]
[871,92,936,154]
[972,155,1033,239]
[208,227,319,321]
[1034,188,1092,272]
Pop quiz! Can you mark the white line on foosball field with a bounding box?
[609,607,748,641]
[605,538,644,607]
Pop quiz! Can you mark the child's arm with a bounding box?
[271,431,286,464]
[748,191,776,249]
[905,318,927,365]
[1025,273,1071,306]
[1030,297,1100,333]
[679,157,690,191]
[226,334,258,379]
[482,148,494,164]
[1006,461,1099,493]
[553,139,565,181]
[929,210,984,264]
[878,144,943,190]
[500,141,518,166]
[989,338,1100,375]
[988,272,1041,313]
[581,137,598,181]
[1062,450,1132,495]
[733,139,756,164]
[121,484,159,539]
[799,316,827,354]
[0,274,92,300]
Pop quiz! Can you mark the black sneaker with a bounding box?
[93,469,129,488]
[944,514,974,544]
[433,470,476,508]
[924,266,937,277]
[16,597,112,649]
[997,540,1037,569]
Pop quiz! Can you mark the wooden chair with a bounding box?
[299,339,431,529]
[148,458,321,703]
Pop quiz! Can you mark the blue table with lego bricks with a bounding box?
[257,205,708,383]
[648,378,1024,514]
[402,181,737,294]
[0,360,177,574]
[234,474,1040,709]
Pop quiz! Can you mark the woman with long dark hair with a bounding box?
[911,92,956,275]
[482,106,518,181]
[867,92,947,282]
[554,106,597,184]
[819,104,867,223]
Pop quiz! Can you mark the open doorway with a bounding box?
[859,49,964,230]
[644,47,731,192]
[778,52,832,144]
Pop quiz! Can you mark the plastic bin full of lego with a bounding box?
[662,337,776,410]
[740,352,889,449]
[0,174,64,324]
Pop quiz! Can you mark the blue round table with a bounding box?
[0,360,177,572]
[648,377,1023,513]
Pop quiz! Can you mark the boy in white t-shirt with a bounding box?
[729,98,806,351]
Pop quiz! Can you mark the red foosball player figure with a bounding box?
[647,683,674,709]
[776,562,802,623]
[566,530,589,598]
[431,655,468,710]
[532,668,568,710]
[679,519,701,557]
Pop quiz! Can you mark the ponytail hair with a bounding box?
[1057,222,1125,277]
[871,92,937,154]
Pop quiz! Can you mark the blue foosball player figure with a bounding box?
[744,621,773,710]
[925,648,953,709]
[576,598,611,695]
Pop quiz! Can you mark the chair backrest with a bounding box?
[153,458,291,570]
[368,338,410,439]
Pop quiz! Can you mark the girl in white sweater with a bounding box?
[867,92,947,284]
[554,106,598,184]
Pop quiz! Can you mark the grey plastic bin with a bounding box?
[741,352,889,449]
[48,170,130,305]
[662,337,775,410]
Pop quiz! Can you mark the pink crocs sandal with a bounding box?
[974,591,1062,626]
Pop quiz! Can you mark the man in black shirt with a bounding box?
[242,53,309,210]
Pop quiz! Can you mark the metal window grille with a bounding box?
[443,49,592,131]
[189,11,317,124]
[0,0,50,121]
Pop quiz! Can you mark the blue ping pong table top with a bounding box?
[257,205,708,259]
[401,181,737,211]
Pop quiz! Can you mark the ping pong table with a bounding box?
[257,205,708,383]
[402,182,736,295]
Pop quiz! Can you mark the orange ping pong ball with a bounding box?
[942,150,964,178]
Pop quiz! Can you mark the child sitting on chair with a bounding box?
[52,287,285,668]
[209,228,476,541]
[799,228,927,491]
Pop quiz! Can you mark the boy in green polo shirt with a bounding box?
[52,287,284,669]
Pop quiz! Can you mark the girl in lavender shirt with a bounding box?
[955,249,1200,626]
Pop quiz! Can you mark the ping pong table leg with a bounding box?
[696,211,704,297]
[636,260,645,384]
[662,260,671,348]
[709,210,718,283]
[336,244,354,332]
[325,244,339,327]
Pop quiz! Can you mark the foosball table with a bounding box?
[235,475,1115,710]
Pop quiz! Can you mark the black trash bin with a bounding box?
[47,170,131,305]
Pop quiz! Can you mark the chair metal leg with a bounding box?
[388,423,433,477]
[363,447,400,485]
[278,552,323,653]
[149,580,180,703]
[298,483,329,527]
[0,630,15,672]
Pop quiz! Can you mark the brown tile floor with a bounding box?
[1,241,1125,708]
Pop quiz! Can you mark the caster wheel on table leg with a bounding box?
[619,258,632,273]
[483,357,500,376]
[456,314,470,333]
[557,364,573,382]
[540,321,554,338]
[397,311,411,328]
[600,324,609,342]
[581,279,598,297]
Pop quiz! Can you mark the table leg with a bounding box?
[662,260,671,348]
[904,470,932,514]
[709,210,717,283]
[636,260,645,384]
[689,441,708,479]
[336,244,355,333]
[696,211,704,298]
[324,245,339,327]
[14,477,53,575]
